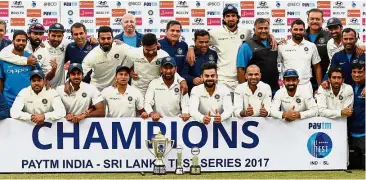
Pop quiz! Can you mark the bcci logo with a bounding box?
[307,132,333,158]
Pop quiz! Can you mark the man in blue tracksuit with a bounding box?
[323,28,365,86]
[114,13,144,48]
[159,20,188,75]
[348,62,365,170]
[0,30,41,106]
[65,23,98,83]
[181,29,217,93]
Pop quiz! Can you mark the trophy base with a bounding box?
[190,165,201,175]
[153,165,166,175]
[175,167,184,175]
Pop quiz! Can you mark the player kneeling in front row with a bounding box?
[56,63,105,123]
[316,66,354,118]
[271,69,318,121]
[234,65,272,118]
[10,70,66,124]
[145,57,190,121]
[189,63,233,124]
[101,65,148,118]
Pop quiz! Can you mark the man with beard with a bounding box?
[82,26,133,91]
[128,33,187,96]
[186,5,277,93]
[317,67,354,118]
[0,20,11,51]
[181,29,218,93]
[0,30,41,106]
[10,69,66,124]
[3,23,71,87]
[237,18,279,93]
[326,18,364,61]
[101,66,148,118]
[145,57,190,121]
[65,23,98,83]
[114,13,144,48]
[277,19,322,96]
[348,62,365,170]
[323,28,366,86]
[189,63,233,124]
[234,65,272,117]
[56,63,105,124]
[0,23,47,68]
[271,69,318,121]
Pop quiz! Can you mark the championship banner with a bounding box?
[0,117,347,172]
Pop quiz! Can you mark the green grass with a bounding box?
[0,170,364,179]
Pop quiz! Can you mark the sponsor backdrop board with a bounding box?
[0,1,364,45]
[0,117,347,172]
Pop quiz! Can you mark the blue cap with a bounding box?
[283,69,299,78]
[68,63,83,73]
[116,65,130,74]
[223,4,239,16]
[161,56,176,66]
[30,69,45,79]
[327,17,342,27]
[48,23,65,32]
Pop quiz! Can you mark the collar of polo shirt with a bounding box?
[329,83,345,97]
[289,38,305,46]
[223,25,238,35]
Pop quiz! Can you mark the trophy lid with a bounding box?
[154,131,166,140]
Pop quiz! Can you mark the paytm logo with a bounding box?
[144,2,158,6]
[307,132,333,158]
[308,122,331,129]
[63,2,77,6]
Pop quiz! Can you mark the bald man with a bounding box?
[234,65,272,117]
[114,13,144,48]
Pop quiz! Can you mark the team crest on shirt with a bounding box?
[304,47,308,51]
[215,94,220,99]
[82,92,87,98]
[60,47,65,52]
[209,54,214,61]
[240,34,245,39]
[296,98,301,103]
[177,48,183,55]
[319,38,325,44]
[174,88,179,93]
[128,96,133,101]
[156,60,161,65]
[339,95,343,100]
[114,54,119,59]
[86,45,92,51]
[258,92,262,97]
[37,55,42,60]
[42,99,48,104]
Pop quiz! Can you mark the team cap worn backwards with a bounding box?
[283,69,299,78]
[30,70,45,79]
[161,56,177,67]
